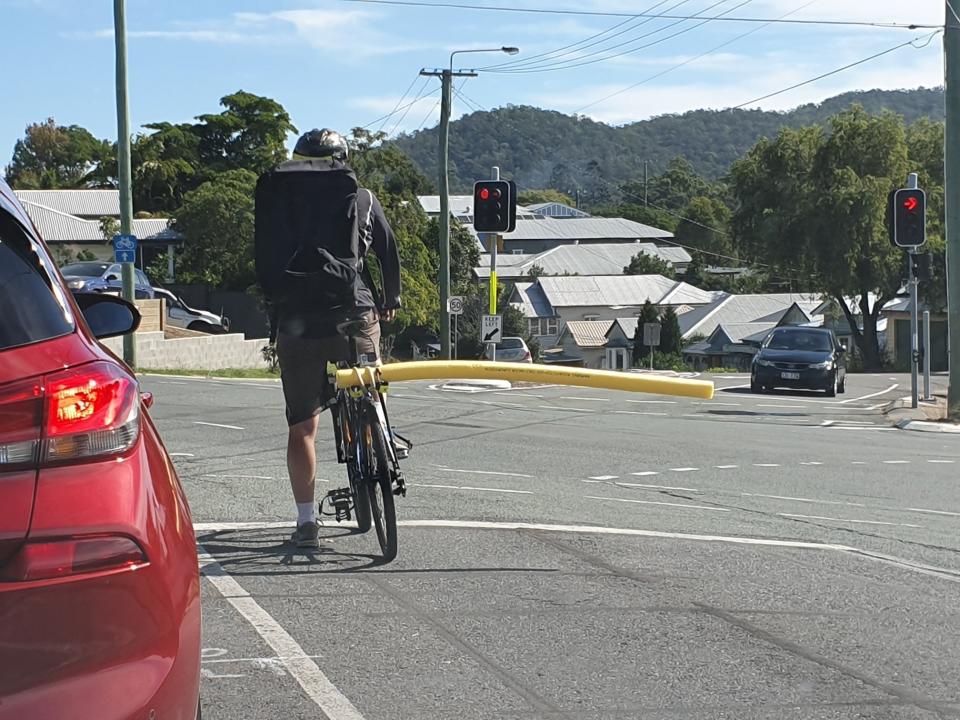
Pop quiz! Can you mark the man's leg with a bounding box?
[287,414,320,505]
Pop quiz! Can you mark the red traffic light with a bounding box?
[903,196,919,212]
[479,188,490,201]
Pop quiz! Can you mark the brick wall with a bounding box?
[101,332,269,370]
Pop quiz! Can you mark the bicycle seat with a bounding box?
[336,318,367,337]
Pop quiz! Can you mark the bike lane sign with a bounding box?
[112,234,138,264]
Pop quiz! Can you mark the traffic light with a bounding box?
[911,251,934,281]
[473,180,513,233]
[892,188,926,248]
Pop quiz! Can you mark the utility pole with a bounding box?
[420,67,477,359]
[946,1,960,418]
[643,160,649,206]
[114,0,136,368]
[907,172,920,409]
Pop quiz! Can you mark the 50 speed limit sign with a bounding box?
[447,296,465,315]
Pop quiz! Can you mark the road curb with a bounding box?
[895,419,960,434]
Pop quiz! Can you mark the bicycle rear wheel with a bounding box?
[338,402,371,532]
[364,404,397,561]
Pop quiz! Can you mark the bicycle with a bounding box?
[320,318,408,562]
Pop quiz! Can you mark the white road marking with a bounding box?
[907,507,960,517]
[626,399,677,404]
[585,495,729,512]
[778,513,921,528]
[170,452,195,458]
[199,551,366,720]
[753,463,781,467]
[201,668,246,679]
[832,420,877,426]
[743,493,864,507]
[820,420,834,427]
[204,474,273,480]
[537,405,595,413]
[194,421,245,431]
[413,483,534,494]
[670,467,699,472]
[589,475,619,480]
[851,461,867,465]
[866,403,887,411]
[559,396,610,402]
[758,404,807,409]
[882,460,910,464]
[194,519,960,584]
[614,410,668,416]
[621,483,701,492]
[493,392,543,398]
[630,471,660,477]
[838,384,899,404]
[715,465,738,469]
[203,655,323,665]
[799,461,823,466]
[707,402,741,407]
[928,459,956,464]
[438,468,534,478]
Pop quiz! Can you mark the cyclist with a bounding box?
[256,128,402,549]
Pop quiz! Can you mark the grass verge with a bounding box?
[141,368,280,379]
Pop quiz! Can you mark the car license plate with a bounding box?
[781,371,800,380]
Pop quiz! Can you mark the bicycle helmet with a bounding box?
[292,128,349,161]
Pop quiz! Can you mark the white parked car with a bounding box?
[153,287,230,334]
[484,336,533,363]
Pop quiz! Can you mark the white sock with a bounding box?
[297,501,316,526]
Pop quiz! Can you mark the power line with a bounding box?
[574,0,817,113]
[362,82,438,130]
[387,77,434,136]
[333,0,937,29]
[376,74,422,134]
[731,30,942,110]
[480,0,687,71]
[486,0,755,74]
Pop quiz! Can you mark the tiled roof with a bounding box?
[562,320,615,348]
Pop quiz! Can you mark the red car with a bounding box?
[0,179,201,720]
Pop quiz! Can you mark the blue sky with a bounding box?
[0,0,945,165]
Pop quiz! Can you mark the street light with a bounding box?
[421,45,519,359]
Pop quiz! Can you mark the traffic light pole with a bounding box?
[907,172,920,409]
[114,0,136,368]
[420,67,476,359]
[946,2,960,418]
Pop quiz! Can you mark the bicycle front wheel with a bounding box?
[364,404,397,561]
[337,402,371,532]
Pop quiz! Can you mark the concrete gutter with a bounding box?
[885,394,960,434]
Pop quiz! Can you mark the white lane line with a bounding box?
[537,405,595,413]
[170,452,196,458]
[589,475,619,480]
[820,420,834,427]
[493,392,543,398]
[743,493,864,507]
[614,410,668,416]
[715,465,738,469]
[799,461,823,466]
[882,460,910,464]
[832,420,877,426]
[908,508,960,517]
[621,483,701,492]
[778,513,921,528]
[438,468,534,478]
[758,404,808,409]
[630,471,660,477]
[195,519,960,584]
[204,474,273,480]
[865,403,887,410]
[928,460,956,464]
[670,467,699,472]
[413,483,534,495]
[707,402,741,407]
[851,461,867,465]
[838,384,899,404]
[753,463,781,468]
[559,396,610,402]
[626,399,677,404]
[194,421,245,431]
[199,551,366,720]
[585,496,729,512]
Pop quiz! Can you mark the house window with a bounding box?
[583,314,599,321]
[546,317,558,335]
[528,317,560,336]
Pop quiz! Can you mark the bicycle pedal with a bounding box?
[326,488,353,522]
[393,474,407,497]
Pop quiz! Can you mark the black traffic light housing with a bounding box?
[473,180,516,233]
[890,187,926,248]
[910,250,934,281]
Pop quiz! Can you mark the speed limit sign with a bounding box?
[447,296,464,315]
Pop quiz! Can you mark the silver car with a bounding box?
[484,336,533,363]
[153,287,230,334]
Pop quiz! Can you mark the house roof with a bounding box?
[607,317,639,341]
[14,189,120,217]
[535,275,714,309]
[417,194,538,219]
[474,242,692,280]
[19,201,180,243]
[679,292,823,339]
[526,202,591,218]
[469,216,672,242]
[510,282,554,319]
[561,320,614,348]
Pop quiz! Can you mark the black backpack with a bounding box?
[255,159,370,315]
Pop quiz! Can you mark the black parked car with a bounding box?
[751,327,846,396]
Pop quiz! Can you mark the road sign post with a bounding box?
[448,296,464,360]
[482,314,503,362]
[644,322,661,372]
[112,234,137,264]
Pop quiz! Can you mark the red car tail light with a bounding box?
[0,380,43,469]
[0,536,147,582]
[42,362,139,464]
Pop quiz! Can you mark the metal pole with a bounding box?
[114,0,136,368]
[437,69,452,359]
[924,309,932,401]
[488,167,500,363]
[907,172,920,409]
[643,160,649,207]
[946,2,960,418]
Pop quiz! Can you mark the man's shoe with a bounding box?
[290,520,319,548]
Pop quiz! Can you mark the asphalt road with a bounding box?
[143,370,960,719]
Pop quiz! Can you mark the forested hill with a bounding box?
[391,87,944,191]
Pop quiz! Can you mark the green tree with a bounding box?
[5,118,112,188]
[591,202,678,233]
[730,107,909,368]
[425,218,480,293]
[193,91,297,177]
[455,283,535,359]
[623,252,672,277]
[659,306,682,355]
[646,157,714,210]
[131,122,201,212]
[171,169,258,290]
[633,299,660,365]
[517,188,575,206]
[674,196,732,257]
